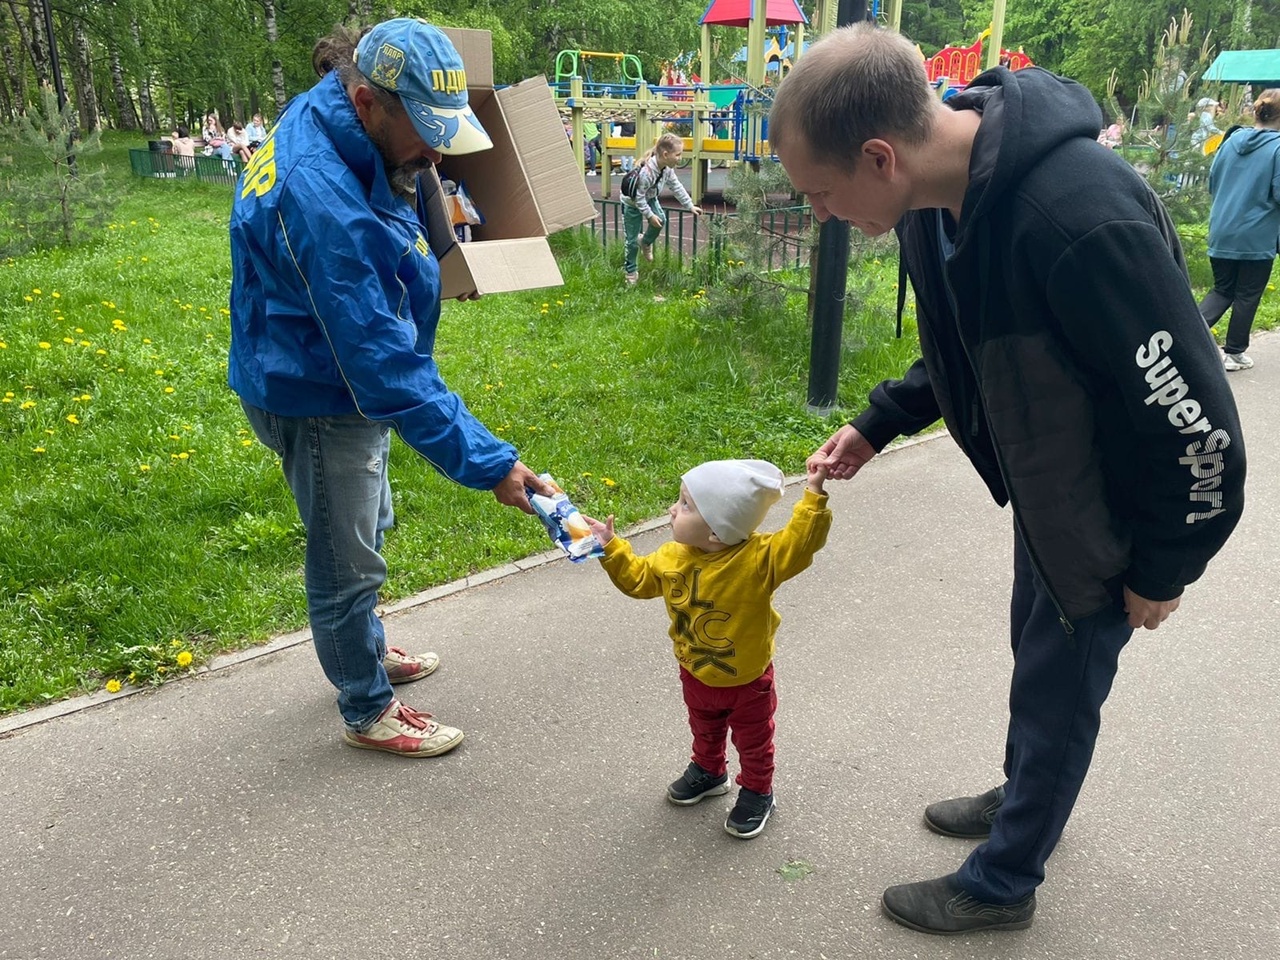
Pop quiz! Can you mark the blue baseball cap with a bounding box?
[354,18,493,156]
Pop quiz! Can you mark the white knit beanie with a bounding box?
[681,459,785,545]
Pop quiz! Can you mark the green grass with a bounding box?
[0,133,919,714]
[3,133,1271,715]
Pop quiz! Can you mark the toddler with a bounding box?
[583,459,831,838]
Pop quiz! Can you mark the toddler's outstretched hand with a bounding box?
[581,513,615,546]
[807,459,828,495]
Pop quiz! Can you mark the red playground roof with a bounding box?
[700,0,808,27]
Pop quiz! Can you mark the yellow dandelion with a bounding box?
[96,349,107,356]
[581,471,593,478]
[24,296,33,302]
[241,439,253,446]
[78,340,90,347]
[551,362,560,369]
[164,386,175,394]
[139,464,150,472]
[65,413,81,424]
[0,341,7,349]
[541,302,550,309]
[32,447,45,454]
[105,679,122,694]
[78,394,91,401]
[157,666,167,674]
[177,452,189,459]
[1,397,9,403]
[140,257,149,263]
[176,651,193,668]
[556,300,564,306]
[154,369,164,375]
[603,477,617,487]
[74,327,83,333]
[62,337,74,344]
[32,288,41,294]
[168,434,180,440]
[52,291,60,298]
[540,309,549,315]
[171,639,183,648]
[20,400,36,410]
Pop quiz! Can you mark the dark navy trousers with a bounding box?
[958,530,1134,904]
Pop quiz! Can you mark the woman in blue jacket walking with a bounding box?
[1200,88,1280,371]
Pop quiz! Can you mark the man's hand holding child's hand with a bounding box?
[582,514,615,546]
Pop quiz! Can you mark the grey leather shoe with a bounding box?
[924,784,1005,838]
[882,872,1034,935]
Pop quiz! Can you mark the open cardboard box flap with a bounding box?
[421,28,594,299]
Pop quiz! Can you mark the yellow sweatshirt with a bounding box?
[599,488,832,687]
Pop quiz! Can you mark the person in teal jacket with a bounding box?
[1200,88,1280,371]
[228,18,551,757]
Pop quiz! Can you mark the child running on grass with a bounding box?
[582,459,831,838]
[621,132,703,284]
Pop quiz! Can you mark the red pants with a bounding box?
[679,663,777,795]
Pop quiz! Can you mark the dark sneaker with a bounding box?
[881,872,1035,935]
[724,788,775,839]
[667,762,729,805]
[924,785,1005,839]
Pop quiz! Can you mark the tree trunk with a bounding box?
[107,41,140,130]
[1,34,23,113]
[130,17,157,132]
[70,17,100,131]
[6,0,49,87]
[263,0,287,110]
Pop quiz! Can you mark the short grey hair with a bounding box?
[769,23,936,166]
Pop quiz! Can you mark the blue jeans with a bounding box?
[623,204,664,274]
[958,529,1133,903]
[242,403,395,731]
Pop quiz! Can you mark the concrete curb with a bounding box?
[0,428,946,737]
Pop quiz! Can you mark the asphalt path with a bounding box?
[2,334,1276,960]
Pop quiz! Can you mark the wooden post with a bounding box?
[570,75,586,179]
[985,0,1008,70]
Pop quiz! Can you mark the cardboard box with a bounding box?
[423,28,596,299]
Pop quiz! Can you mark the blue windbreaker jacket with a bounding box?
[227,72,517,489]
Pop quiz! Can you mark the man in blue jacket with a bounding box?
[771,25,1246,933]
[228,18,551,758]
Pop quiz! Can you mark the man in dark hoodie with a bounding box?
[771,25,1246,935]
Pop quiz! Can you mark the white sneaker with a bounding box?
[342,700,463,757]
[1223,352,1253,371]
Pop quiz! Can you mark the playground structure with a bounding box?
[924,28,1035,99]
[553,0,1031,202]
[553,0,811,202]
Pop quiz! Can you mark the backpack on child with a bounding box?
[619,160,649,200]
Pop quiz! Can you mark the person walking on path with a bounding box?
[583,459,831,839]
[621,132,702,284]
[228,18,552,758]
[1199,88,1280,372]
[770,24,1246,935]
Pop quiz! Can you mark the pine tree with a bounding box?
[1,85,116,256]
[1105,10,1218,226]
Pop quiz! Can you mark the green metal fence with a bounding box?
[590,198,812,271]
[128,148,244,186]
